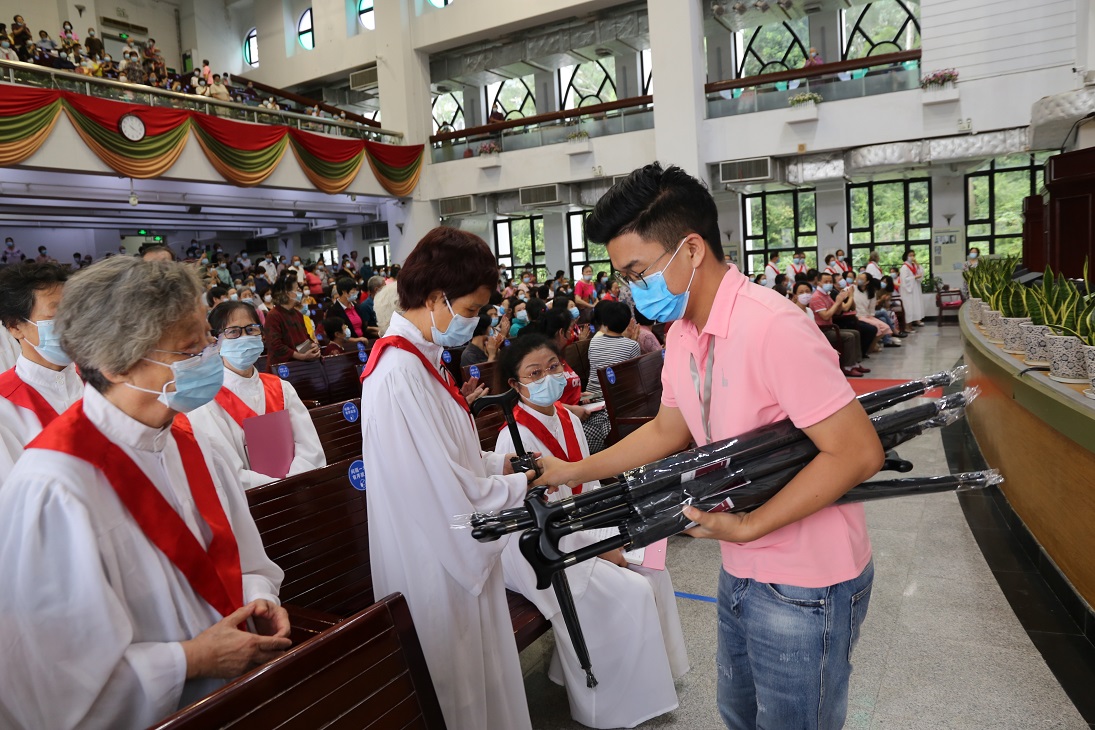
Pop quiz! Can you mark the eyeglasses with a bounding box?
[220,324,263,339]
[519,361,564,383]
[613,236,687,290]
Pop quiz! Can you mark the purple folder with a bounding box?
[243,409,295,479]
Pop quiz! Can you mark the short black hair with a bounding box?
[551,294,575,310]
[495,332,559,392]
[208,301,259,333]
[323,317,347,338]
[599,301,632,334]
[524,297,548,323]
[585,162,723,259]
[336,277,357,294]
[473,313,491,338]
[634,309,655,327]
[208,286,228,304]
[806,268,820,281]
[0,262,70,329]
[769,251,780,261]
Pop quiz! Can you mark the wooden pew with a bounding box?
[247,460,550,650]
[150,593,447,730]
[268,359,328,405]
[563,338,592,390]
[322,351,365,404]
[597,351,664,445]
[441,347,465,386]
[462,360,497,390]
[309,399,363,464]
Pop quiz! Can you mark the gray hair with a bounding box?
[56,257,204,392]
[367,275,385,295]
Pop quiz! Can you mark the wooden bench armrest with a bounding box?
[285,604,342,646]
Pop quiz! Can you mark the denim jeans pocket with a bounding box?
[763,581,828,608]
[848,580,873,662]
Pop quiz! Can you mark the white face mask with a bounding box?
[797,293,813,306]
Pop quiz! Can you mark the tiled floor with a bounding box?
[523,324,1090,729]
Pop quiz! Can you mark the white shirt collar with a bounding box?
[83,385,171,453]
[387,312,443,369]
[222,365,260,392]
[15,355,80,397]
[517,400,559,428]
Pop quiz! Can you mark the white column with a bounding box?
[542,211,568,277]
[463,83,485,128]
[648,0,706,177]
[807,10,842,64]
[815,186,846,263]
[534,70,560,114]
[705,30,736,84]
[615,51,641,98]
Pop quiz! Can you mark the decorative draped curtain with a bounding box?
[0,85,424,196]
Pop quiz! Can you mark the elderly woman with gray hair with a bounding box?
[0,257,291,729]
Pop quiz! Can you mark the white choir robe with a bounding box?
[0,327,21,372]
[0,386,284,730]
[361,313,531,730]
[186,366,326,491]
[763,263,780,287]
[496,402,690,729]
[865,262,884,281]
[899,262,926,322]
[0,355,83,485]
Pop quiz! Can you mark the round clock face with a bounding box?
[119,114,146,142]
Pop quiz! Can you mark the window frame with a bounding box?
[243,27,259,68]
[297,8,315,51]
[559,60,617,110]
[840,0,921,61]
[493,215,547,283]
[566,210,613,283]
[740,188,818,278]
[426,0,453,7]
[845,178,933,279]
[431,91,465,134]
[964,152,1054,259]
[357,0,375,30]
[486,76,536,120]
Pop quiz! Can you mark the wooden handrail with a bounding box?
[703,49,921,94]
[234,73,381,128]
[430,94,653,144]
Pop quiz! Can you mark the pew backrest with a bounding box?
[563,338,592,391]
[462,360,497,390]
[322,351,366,404]
[149,593,447,730]
[309,399,363,464]
[268,359,328,405]
[598,351,664,444]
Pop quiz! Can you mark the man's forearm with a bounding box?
[572,411,691,483]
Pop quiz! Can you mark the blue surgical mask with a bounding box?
[522,372,567,407]
[519,295,528,302]
[219,335,264,370]
[793,257,804,265]
[491,316,501,327]
[630,238,695,323]
[515,310,528,323]
[822,283,834,294]
[968,252,978,260]
[430,296,479,347]
[349,292,359,303]
[583,273,593,282]
[760,278,768,286]
[25,319,73,367]
[569,307,580,320]
[125,344,224,413]
[229,293,238,301]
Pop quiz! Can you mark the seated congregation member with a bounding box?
[494,334,689,728]
[509,298,530,337]
[810,273,868,378]
[263,275,320,365]
[360,227,540,730]
[523,310,589,420]
[833,276,878,358]
[853,273,900,348]
[0,257,290,729]
[322,317,351,355]
[537,164,882,730]
[772,272,789,299]
[795,281,861,376]
[330,276,372,342]
[183,301,325,490]
[635,309,663,355]
[358,274,385,333]
[877,276,908,337]
[0,262,83,484]
[584,300,640,452]
[461,313,501,368]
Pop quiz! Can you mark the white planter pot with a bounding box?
[982,309,1005,344]
[786,102,819,123]
[1020,323,1052,366]
[922,83,959,105]
[967,298,983,325]
[975,301,989,330]
[1045,334,1089,383]
[564,138,592,155]
[1084,345,1095,399]
[1001,317,1031,354]
[476,153,501,169]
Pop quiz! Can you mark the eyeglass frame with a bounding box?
[612,235,690,291]
[516,360,565,384]
[219,324,264,339]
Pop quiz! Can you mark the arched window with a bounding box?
[243,28,259,67]
[297,8,315,51]
[358,0,375,30]
[841,0,921,60]
[432,91,465,134]
[559,60,617,110]
[427,0,454,7]
[486,76,536,119]
[735,19,809,77]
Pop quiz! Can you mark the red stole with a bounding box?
[29,401,244,619]
[837,260,852,273]
[512,403,585,494]
[0,367,61,427]
[214,372,286,429]
[360,335,469,414]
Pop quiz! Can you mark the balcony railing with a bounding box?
[704,50,922,119]
[0,59,404,144]
[429,96,654,163]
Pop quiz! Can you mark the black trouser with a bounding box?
[836,315,877,358]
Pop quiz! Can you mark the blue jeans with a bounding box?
[716,561,874,730]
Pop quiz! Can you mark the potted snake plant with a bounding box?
[1020,286,1052,366]
[1043,266,1090,383]
[998,282,1032,354]
[1078,304,1095,399]
[963,264,984,324]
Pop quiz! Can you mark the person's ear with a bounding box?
[6,321,29,343]
[685,234,707,269]
[425,289,446,311]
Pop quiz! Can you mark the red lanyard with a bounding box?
[361,335,469,414]
[214,373,286,429]
[0,367,61,427]
[512,403,585,494]
[30,402,244,619]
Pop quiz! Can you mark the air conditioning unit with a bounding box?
[349,66,379,92]
[360,222,389,240]
[439,195,477,217]
[718,157,775,185]
[519,183,575,207]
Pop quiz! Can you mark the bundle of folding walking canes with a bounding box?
[456,366,1002,688]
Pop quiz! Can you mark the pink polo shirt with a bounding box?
[661,265,871,588]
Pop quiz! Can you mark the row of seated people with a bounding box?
[0,236,688,729]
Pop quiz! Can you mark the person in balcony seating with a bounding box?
[84,27,103,59]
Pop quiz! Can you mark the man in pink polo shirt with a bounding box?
[536,163,884,729]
